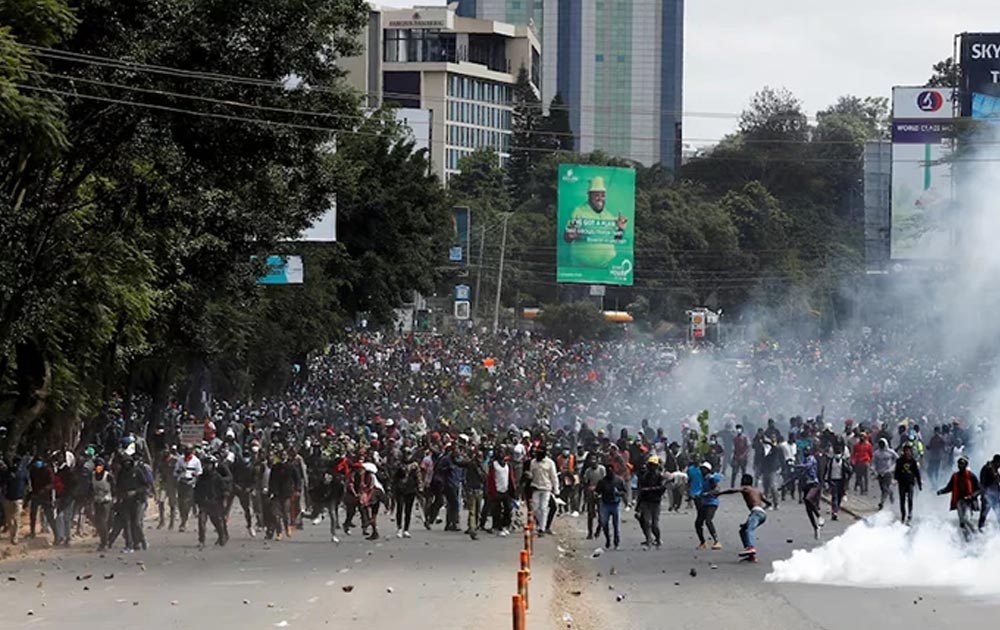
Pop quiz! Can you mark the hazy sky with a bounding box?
[373,0,1000,145]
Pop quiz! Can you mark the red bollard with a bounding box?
[518,569,530,610]
[512,594,525,630]
[520,548,530,572]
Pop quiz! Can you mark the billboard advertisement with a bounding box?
[257,255,304,285]
[890,87,955,260]
[557,164,635,286]
[959,33,1000,119]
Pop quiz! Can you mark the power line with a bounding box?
[22,44,879,123]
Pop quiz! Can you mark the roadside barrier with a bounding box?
[512,508,534,628]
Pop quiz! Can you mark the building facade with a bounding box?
[456,0,684,170]
[341,5,541,184]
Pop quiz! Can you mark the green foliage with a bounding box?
[536,301,609,342]
[696,410,710,459]
[449,147,511,220]
[926,57,959,88]
[0,0,450,452]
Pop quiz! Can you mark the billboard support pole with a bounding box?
[492,213,511,335]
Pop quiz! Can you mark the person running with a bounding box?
[937,455,981,541]
[824,450,851,521]
[709,473,771,561]
[894,443,923,524]
[695,462,723,550]
[978,455,1000,531]
[595,464,626,550]
[786,447,824,539]
[393,453,420,538]
[580,451,606,539]
[873,438,898,511]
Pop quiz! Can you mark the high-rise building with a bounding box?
[456,0,684,170]
[341,5,541,184]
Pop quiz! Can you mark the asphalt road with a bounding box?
[0,509,554,630]
[551,496,1000,630]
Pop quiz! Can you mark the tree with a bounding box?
[537,301,608,342]
[0,0,373,451]
[926,57,960,88]
[448,147,511,219]
[332,109,453,326]
[540,92,574,151]
[738,86,810,144]
[508,65,545,203]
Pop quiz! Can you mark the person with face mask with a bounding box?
[873,438,899,511]
[528,445,559,538]
[174,445,202,532]
[91,458,114,551]
[938,455,981,541]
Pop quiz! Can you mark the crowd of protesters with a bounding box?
[1,329,998,554]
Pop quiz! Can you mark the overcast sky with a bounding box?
[374,0,1000,145]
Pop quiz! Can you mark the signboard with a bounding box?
[298,204,337,242]
[451,206,470,267]
[179,424,202,446]
[458,364,473,378]
[959,33,1000,118]
[890,87,955,260]
[589,285,606,297]
[385,9,451,29]
[454,300,470,320]
[691,312,706,339]
[454,284,471,301]
[256,255,304,285]
[556,164,636,286]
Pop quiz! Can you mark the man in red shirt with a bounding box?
[851,433,873,496]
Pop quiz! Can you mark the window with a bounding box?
[617,55,626,63]
[595,54,604,62]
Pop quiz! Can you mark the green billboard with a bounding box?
[556,164,635,286]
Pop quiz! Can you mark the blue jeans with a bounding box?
[599,502,620,547]
[740,507,767,549]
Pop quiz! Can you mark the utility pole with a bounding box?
[492,213,511,335]
[473,225,486,321]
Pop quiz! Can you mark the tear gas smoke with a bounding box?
[764,122,1000,595]
[766,511,1000,597]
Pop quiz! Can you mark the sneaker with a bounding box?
[402,531,411,538]
[818,517,825,528]
[312,517,323,526]
[832,514,838,521]
[571,511,580,518]
[396,530,403,539]
[275,533,283,541]
[499,529,508,537]
[605,539,611,549]
[711,541,723,550]
[248,527,256,538]
[536,531,545,539]
[697,542,708,550]
[332,536,341,544]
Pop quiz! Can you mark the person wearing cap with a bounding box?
[938,455,981,540]
[695,462,723,550]
[979,455,1000,531]
[636,455,666,547]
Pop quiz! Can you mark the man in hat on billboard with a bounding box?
[563,176,629,269]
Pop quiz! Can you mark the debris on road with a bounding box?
[689,568,698,577]
[615,594,626,602]
[710,564,718,570]
[104,574,114,580]
[76,574,92,581]
[341,585,355,593]
[591,548,603,558]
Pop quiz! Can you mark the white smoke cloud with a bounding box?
[766,510,1000,597]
